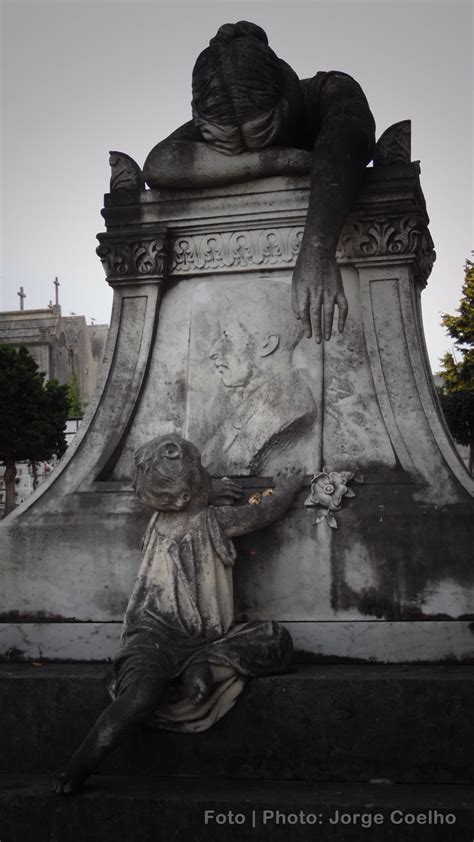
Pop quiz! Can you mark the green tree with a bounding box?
[438,256,474,473]
[0,343,69,516]
[67,370,84,418]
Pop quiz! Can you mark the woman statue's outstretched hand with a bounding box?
[291,242,348,343]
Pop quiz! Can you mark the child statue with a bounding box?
[52,433,304,794]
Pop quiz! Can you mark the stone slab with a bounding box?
[2,664,474,784]
[0,775,473,842]
[2,621,474,663]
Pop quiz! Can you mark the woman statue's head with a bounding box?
[191,21,303,155]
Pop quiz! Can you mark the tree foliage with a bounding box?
[67,370,84,418]
[441,258,474,350]
[438,388,474,448]
[438,256,474,472]
[0,343,69,515]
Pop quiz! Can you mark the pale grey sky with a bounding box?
[1,0,472,368]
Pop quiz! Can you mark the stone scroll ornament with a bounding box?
[304,467,364,528]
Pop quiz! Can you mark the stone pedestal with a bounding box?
[1,158,472,662]
[2,664,474,841]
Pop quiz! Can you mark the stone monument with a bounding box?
[1,20,474,834]
[1,20,473,671]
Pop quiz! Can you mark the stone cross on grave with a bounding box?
[17,286,26,311]
[54,276,60,305]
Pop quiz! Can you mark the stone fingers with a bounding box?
[310,290,323,344]
[337,291,349,333]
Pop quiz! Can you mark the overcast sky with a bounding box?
[1,0,472,368]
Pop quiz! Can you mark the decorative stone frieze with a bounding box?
[169,227,304,275]
[96,211,434,286]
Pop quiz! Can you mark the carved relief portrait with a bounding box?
[185,278,320,476]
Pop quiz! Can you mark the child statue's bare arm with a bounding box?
[215,468,305,538]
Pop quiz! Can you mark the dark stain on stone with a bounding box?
[1,647,25,661]
[294,649,474,665]
[329,478,473,620]
[94,588,128,615]
[0,610,81,622]
[350,586,401,620]
[174,376,186,407]
[295,650,376,665]
[0,653,113,663]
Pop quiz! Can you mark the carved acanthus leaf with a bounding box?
[109,151,144,194]
[415,228,437,285]
[96,243,130,276]
[337,216,425,261]
[374,120,411,167]
[96,236,168,284]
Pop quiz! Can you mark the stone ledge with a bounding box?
[2,664,474,784]
[2,620,474,662]
[0,775,473,842]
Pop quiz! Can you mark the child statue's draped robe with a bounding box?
[111,507,292,732]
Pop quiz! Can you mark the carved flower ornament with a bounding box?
[304,467,363,529]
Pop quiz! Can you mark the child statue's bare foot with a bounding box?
[183,662,213,706]
[51,767,89,795]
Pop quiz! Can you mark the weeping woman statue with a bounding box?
[144,20,376,344]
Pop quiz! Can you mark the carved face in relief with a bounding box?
[208,281,302,389]
[209,320,279,388]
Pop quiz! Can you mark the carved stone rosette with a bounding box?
[96,232,169,286]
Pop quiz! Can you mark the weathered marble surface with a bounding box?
[109,434,297,734]
[185,278,318,475]
[0,163,472,662]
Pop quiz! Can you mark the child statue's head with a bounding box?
[133,434,209,511]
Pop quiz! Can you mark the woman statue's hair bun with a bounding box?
[210,21,268,46]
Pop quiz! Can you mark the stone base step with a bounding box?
[2,663,474,784]
[1,775,473,842]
